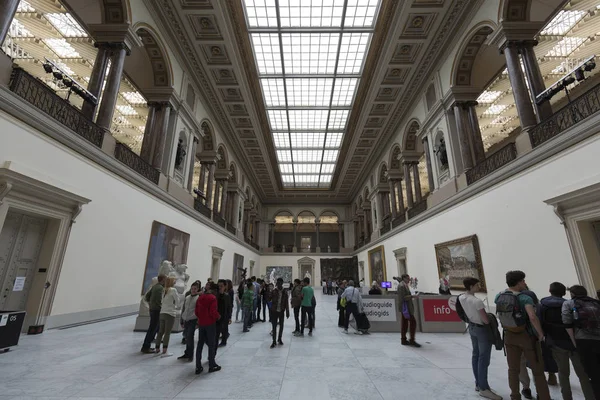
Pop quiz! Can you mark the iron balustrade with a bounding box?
[380,223,391,236]
[392,213,406,229]
[530,80,600,148]
[226,223,236,235]
[9,68,104,148]
[114,143,160,184]
[407,199,428,219]
[213,212,226,228]
[466,143,517,185]
[194,198,212,218]
[251,243,260,251]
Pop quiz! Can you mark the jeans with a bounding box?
[401,314,417,341]
[183,319,197,359]
[504,331,550,400]
[196,324,217,369]
[155,314,175,349]
[217,319,229,345]
[235,298,241,321]
[262,299,268,321]
[552,345,595,400]
[469,324,493,391]
[344,302,359,330]
[338,307,345,327]
[142,309,160,349]
[243,306,252,331]
[271,310,285,343]
[576,338,600,400]
[301,305,314,334]
[256,297,262,321]
[293,306,301,332]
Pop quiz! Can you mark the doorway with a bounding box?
[0,211,48,311]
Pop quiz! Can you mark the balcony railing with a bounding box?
[407,199,427,219]
[530,81,600,148]
[466,143,517,185]
[392,213,406,229]
[380,223,391,236]
[9,68,104,148]
[194,198,212,218]
[226,223,236,235]
[251,242,260,251]
[213,212,226,228]
[114,143,160,184]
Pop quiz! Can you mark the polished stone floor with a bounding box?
[0,291,586,399]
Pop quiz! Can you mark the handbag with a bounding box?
[402,301,411,319]
[340,296,347,308]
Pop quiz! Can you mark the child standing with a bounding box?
[155,276,178,357]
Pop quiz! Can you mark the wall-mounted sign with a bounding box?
[421,298,461,322]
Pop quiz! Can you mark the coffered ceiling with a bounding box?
[149,0,475,204]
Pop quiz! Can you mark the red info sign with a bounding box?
[422,298,462,322]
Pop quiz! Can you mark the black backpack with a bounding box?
[456,294,470,323]
[573,297,600,336]
[495,291,528,332]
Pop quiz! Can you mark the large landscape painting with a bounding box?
[435,235,486,292]
[141,221,190,294]
[265,266,292,284]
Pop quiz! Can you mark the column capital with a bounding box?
[488,21,545,53]
[87,23,143,55]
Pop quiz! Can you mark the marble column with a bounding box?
[389,180,398,219]
[244,211,250,240]
[213,181,222,215]
[232,192,241,230]
[422,137,435,190]
[220,180,228,218]
[362,211,369,239]
[374,193,383,230]
[412,162,422,203]
[403,163,414,208]
[186,138,199,191]
[315,221,321,251]
[0,0,19,46]
[81,43,110,120]
[293,222,298,251]
[140,102,171,170]
[453,102,474,171]
[338,224,343,249]
[270,223,275,248]
[396,179,405,215]
[503,41,537,130]
[206,163,215,210]
[466,101,486,164]
[254,220,260,244]
[521,40,553,122]
[96,44,127,131]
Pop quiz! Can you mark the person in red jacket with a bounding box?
[195,282,221,374]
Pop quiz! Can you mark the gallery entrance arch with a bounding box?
[297,256,315,285]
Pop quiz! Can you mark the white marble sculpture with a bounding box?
[173,263,190,310]
[269,269,276,284]
[159,260,175,277]
[304,270,311,281]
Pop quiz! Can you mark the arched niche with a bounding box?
[389,144,401,170]
[403,120,422,153]
[379,163,388,184]
[229,163,237,184]
[174,129,189,173]
[124,25,173,94]
[453,24,501,88]
[200,120,215,152]
[217,146,228,171]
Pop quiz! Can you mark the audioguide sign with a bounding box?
[362,298,397,322]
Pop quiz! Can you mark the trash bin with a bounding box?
[0,310,26,351]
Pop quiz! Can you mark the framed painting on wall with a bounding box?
[141,221,190,294]
[232,253,245,286]
[368,245,387,284]
[434,235,486,292]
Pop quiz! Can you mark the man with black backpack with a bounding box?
[562,285,600,399]
[458,278,502,400]
[495,271,551,400]
[539,282,594,400]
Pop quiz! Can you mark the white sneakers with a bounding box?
[479,389,502,400]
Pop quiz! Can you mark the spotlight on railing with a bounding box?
[41,58,98,106]
[536,55,596,106]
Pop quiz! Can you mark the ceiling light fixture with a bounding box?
[42,58,97,105]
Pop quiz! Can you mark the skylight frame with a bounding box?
[243,0,381,188]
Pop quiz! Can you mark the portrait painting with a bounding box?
[368,246,387,284]
[435,235,486,292]
[141,221,190,294]
[232,253,245,286]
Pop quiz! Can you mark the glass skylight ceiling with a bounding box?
[243,0,381,188]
